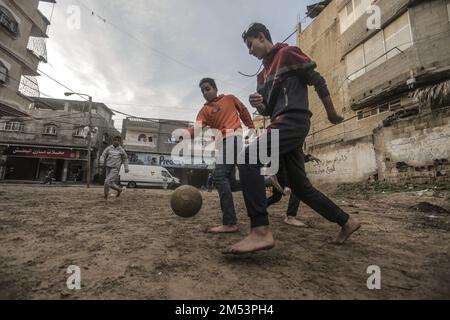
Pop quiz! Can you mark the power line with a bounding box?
[72,0,247,90]
[37,68,89,102]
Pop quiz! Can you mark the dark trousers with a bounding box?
[213,136,245,226]
[280,149,349,226]
[241,112,349,228]
[267,189,301,217]
[213,136,269,227]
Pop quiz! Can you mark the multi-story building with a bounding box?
[0,0,55,116]
[122,117,215,187]
[0,98,120,182]
[295,0,450,185]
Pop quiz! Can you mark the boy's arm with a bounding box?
[187,109,208,137]
[305,153,321,164]
[305,69,344,124]
[100,146,109,167]
[233,96,255,129]
[121,149,130,172]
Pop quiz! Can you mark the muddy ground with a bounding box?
[0,184,449,299]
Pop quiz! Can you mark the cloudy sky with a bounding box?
[37,0,315,130]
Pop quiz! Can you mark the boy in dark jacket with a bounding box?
[223,23,361,254]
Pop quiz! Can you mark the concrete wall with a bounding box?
[296,0,450,185]
[374,107,450,184]
[306,137,377,185]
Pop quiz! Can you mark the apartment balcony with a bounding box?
[27,36,47,62]
[18,75,40,98]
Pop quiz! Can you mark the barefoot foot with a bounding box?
[223,226,274,254]
[209,225,239,234]
[284,216,307,227]
[333,217,361,245]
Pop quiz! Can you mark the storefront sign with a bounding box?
[7,146,87,160]
[128,152,214,169]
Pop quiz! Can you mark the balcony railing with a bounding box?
[19,75,40,97]
[27,36,48,62]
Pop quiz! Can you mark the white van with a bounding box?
[119,164,181,189]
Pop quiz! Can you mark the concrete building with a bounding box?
[0,0,55,117]
[121,117,216,187]
[0,98,120,182]
[295,0,450,185]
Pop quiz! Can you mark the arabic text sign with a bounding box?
[8,147,86,160]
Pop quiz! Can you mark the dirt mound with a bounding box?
[410,202,449,214]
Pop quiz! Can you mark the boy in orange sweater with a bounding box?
[188,78,256,233]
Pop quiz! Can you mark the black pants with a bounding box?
[267,190,301,217]
[240,111,349,228]
[279,149,349,226]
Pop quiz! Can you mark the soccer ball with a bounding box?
[170,185,203,218]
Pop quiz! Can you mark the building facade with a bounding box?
[295,0,450,185]
[0,0,55,117]
[122,117,216,188]
[0,98,120,182]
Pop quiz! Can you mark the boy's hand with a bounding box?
[309,155,322,164]
[249,93,264,109]
[327,112,344,124]
[125,169,130,173]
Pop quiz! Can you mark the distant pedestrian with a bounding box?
[207,173,214,192]
[100,136,129,200]
[43,168,55,185]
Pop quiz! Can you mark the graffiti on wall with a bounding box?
[307,142,377,184]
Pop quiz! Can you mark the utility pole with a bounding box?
[64,91,94,189]
[86,96,92,188]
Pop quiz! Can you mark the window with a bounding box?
[346,1,354,15]
[339,0,372,33]
[384,13,413,59]
[167,136,178,144]
[0,62,7,84]
[447,3,450,22]
[0,6,19,37]
[162,171,171,178]
[74,127,85,137]
[43,125,57,135]
[379,102,389,113]
[1,121,23,132]
[364,32,386,72]
[389,98,402,111]
[148,136,157,146]
[356,97,403,120]
[346,44,365,80]
[345,12,413,80]
[138,134,147,142]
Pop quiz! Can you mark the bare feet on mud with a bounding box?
[223,226,274,254]
[209,225,239,234]
[333,217,361,245]
[284,216,307,227]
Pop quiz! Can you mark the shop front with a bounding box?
[2,145,88,182]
